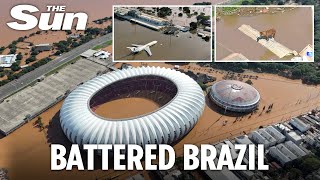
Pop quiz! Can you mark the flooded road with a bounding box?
[114,18,211,61]
[216,7,313,60]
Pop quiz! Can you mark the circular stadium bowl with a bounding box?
[60,66,205,147]
[209,80,260,113]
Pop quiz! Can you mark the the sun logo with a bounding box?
[7,5,88,31]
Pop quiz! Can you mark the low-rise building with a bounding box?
[126,174,144,180]
[265,126,286,143]
[290,117,310,133]
[80,49,98,58]
[276,144,298,161]
[283,141,307,157]
[203,167,240,180]
[285,131,303,145]
[235,135,254,145]
[268,146,291,166]
[34,44,52,52]
[249,131,272,148]
[258,129,277,147]
[0,54,17,68]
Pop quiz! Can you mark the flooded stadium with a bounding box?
[216,7,313,61]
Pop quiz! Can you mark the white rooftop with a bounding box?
[0,54,17,68]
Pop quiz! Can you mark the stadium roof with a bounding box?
[60,66,205,146]
[210,80,260,108]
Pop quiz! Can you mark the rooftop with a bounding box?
[0,54,17,68]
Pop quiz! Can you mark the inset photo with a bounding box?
[215,5,314,62]
[113,5,212,62]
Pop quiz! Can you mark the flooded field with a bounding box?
[216,7,313,61]
[94,97,160,119]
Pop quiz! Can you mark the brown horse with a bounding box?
[257,28,276,42]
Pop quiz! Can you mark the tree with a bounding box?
[183,7,190,14]
[189,22,198,30]
[26,56,36,64]
[198,82,208,91]
[16,53,23,61]
[10,62,20,71]
[158,7,172,17]
[17,37,24,42]
[291,69,302,79]
[299,157,320,175]
[242,0,250,5]
[65,30,72,35]
[245,79,253,85]
[9,47,16,54]
[54,51,61,56]
[178,13,183,17]
[288,168,302,180]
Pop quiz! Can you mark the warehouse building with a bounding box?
[265,126,286,143]
[290,117,310,133]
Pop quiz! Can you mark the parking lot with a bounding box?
[0,58,108,135]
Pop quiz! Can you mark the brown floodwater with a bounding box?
[94,97,160,119]
[0,0,223,46]
[216,7,313,60]
[2,62,320,179]
[114,18,211,61]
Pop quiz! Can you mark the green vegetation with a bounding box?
[266,153,320,179]
[245,79,253,85]
[92,40,112,50]
[0,57,52,86]
[157,7,172,18]
[183,7,191,14]
[193,2,212,5]
[196,13,210,25]
[222,7,239,12]
[233,0,254,5]
[198,82,208,91]
[0,46,5,54]
[189,22,198,30]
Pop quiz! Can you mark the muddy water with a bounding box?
[114,19,211,61]
[216,7,313,60]
[94,97,160,119]
[0,0,223,46]
[2,63,320,179]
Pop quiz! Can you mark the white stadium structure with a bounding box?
[60,66,205,147]
[209,80,260,113]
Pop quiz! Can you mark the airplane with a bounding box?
[126,41,157,56]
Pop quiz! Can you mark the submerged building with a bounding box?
[114,7,169,30]
[209,80,260,113]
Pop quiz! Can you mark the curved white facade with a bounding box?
[60,66,205,146]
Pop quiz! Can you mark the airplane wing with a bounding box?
[131,44,142,47]
[144,46,152,56]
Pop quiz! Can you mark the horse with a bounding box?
[257,28,276,42]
